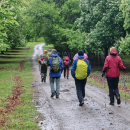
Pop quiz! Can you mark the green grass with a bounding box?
[43,44,54,51]
[119,55,130,62]
[0,42,42,130]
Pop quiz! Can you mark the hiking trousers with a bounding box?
[64,67,69,78]
[106,77,120,103]
[50,77,60,96]
[75,78,87,103]
[40,65,47,82]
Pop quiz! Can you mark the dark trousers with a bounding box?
[41,65,47,81]
[75,78,87,103]
[64,67,69,77]
[106,77,120,103]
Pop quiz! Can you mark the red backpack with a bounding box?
[64,56,69,65]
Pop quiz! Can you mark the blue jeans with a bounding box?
[50,77,60,95]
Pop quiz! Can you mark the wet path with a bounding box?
[30,43,130,130]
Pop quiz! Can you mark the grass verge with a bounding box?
[0,42,42,130]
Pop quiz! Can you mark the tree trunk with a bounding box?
[35,36,37,42]
[99,53,103,66]
[1,51,4,54]
[104,48,108,58]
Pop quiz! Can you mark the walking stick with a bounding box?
[124,71,126,104]
[104,75,106,108]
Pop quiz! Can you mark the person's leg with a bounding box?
[44,72,47,82]
[67,67,69,79]
[81,78,87,98]
[75,78,84,103]
[56,77,60,97]
[41,73,44,82]
[113,77,120,104]
[64,67,66,78]
[44,65,47,82]
[107,77,114,104]
[50,77,55,96]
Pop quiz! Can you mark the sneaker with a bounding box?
[109,102,114,105]
[51,93,55,97]
[117,97,121,104]
[56,95,59,98]
[79,101,84,106]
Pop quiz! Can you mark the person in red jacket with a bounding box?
[102,47,126,105]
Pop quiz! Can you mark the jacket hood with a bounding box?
[43,50,48,54]
[110,50,117,56]
[51,53,58,57]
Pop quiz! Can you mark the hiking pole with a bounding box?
[124,71,126,104]
[104,75,106,108]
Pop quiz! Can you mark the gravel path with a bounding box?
[30,43,130,130]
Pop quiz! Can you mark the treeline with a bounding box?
[0,0,130,57]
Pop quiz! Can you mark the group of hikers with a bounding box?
[38,47,126,106]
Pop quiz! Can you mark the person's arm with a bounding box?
[85,60,91,77]
[118,56,126,70]
[47,57,52,66]
[102,57,109,72]
[71,60,77,78]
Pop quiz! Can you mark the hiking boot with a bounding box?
[117,97,121,105]
[56,95,59,98]
[79,101,84,106]
[109,102,114,105]
[51,93,55,97]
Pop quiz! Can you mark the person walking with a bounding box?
[102,47,126,105]
[38,50,49,82]
[63,52,71,79]
[48,49,64,98]
[73,50,88,61]
[71,50,91,106]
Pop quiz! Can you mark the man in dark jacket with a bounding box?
[71,50,91,106]
[48,49,64,98]
[102,47,126,105]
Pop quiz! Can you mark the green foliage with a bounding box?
[0,0,29,53]
[120,0,130,55]
[0,43,10,51]
[76,0,125,57]
[27,0,81,56]
[120,0,130,30]
[119,34,130,55]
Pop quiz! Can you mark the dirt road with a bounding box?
[30,43,130,130]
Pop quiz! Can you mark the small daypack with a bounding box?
[40,54,47,65]
[75,59,88,80]
[51,57,60,72]
[64,56,69,65]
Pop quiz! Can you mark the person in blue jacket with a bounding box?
[48,49,64,98]
[71,50,91,106]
